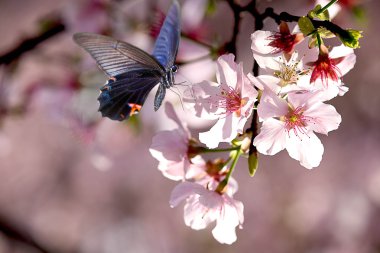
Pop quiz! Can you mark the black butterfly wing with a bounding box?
[152,1,181,70]
[73,33,168,121]
[73,32,165,77]
[98,69,162,121]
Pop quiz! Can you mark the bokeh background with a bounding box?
[0,0,379,252]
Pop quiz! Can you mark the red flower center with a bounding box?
[268,32,298,54]
[310,54,344,87]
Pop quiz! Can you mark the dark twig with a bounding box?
[223,0,244,55]
[0,21,65,65]
[262,8,350,37]
[0,214,51,253]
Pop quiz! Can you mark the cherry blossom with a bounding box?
[248,52,312,96]
[185,158,239,194]
[308,44,356,93]
[170,182,244,244]
[150,103,196,181]
[186,54,258,148]
[251,22,304,69]
[249,43,356,100]
[253,88,342,169]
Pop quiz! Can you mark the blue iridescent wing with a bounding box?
[73,33,165,77]
[98,69,162,121]
[152,1,181,70]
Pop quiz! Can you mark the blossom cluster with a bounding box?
[150,7,357,246]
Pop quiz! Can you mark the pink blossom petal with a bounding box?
[251,74,280,91]
[199,114,241,148]
[251,30,281,69]
[307,82,340,101]
[338,84,349,96]
[336,52,356,77]
[287,90,324,108]
[183,189,222,229]
[169,182,206,207]
[285,131,324,169]
[253,53,279,70]
[329,45,354,59]
[185,157,207,180]
[241,79,257,117]
[150,129,187,162]
[212,197,244,244]
[329,45,356,76]
[184,81,223,119]
[258,89,288,120]
[184,195,216,229]
[251,30,275,54]
[253,118,287,155]
[216,54,238,88]
[305,103,342,135]
[158,159,188,181]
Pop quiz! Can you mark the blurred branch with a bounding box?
[0,214,51,253]
[0,21,65,65]
[223,0,245,55]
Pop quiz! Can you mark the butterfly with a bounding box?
[73,1,180,121]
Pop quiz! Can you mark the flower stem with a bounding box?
[317,0,339,15]
[198,146,241,154]
[316,32,323,47]
[216,149,242,194]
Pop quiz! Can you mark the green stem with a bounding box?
[216,149,242,193]
[198,146,241,154]
[316,32,323,47]
[317,0,339,15]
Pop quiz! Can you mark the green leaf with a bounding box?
[248,152,259,177]
[338,29,363,49]
[298,16,315,36]
[308,4,330,21]
[317,27,335,38]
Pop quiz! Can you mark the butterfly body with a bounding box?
[73,1,180,121]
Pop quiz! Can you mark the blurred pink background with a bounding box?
[0,0,379,252]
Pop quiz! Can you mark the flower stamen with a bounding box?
[211,85,245,117]
[274,55,310,87]
[283,106,313,138]
[310,45,344,87]
[267,22,304,55]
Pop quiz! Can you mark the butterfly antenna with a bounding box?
[168,87,185,111]
[175,72,193,86]
[175,77,197,101]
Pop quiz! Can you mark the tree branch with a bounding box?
[0,214,51,253]
[0,21,65,65]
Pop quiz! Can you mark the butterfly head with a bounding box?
[171,65,179,73]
